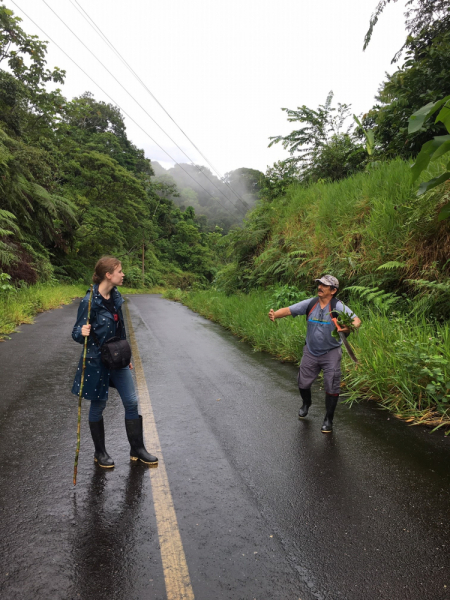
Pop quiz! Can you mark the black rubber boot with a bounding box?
[298,388,312,419]
[125,416,158,465]
[321,394,339,433]
[89,418,115,468]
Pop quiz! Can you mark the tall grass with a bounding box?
[165,288,450,433]
[243,158,450,289]
[0,283,87,338]
[0,283,162,339]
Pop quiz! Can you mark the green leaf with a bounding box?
[417,172,450,197]
[411,136,450,181]
[411,140,436,181]
[435,104,450,134]
[438,200,450,221]
[433,136,450,160]
[366,130,375,155]
[376,261,406,271]
[353,114,374,155]
[408,96,450,134]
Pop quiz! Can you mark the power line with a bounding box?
[10,0,240,220]
[70,0,250,211]
[40,0,247,216]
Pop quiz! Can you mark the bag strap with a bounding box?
[306,297,319,319]
[330,296,339,318]
[306,295,339,319]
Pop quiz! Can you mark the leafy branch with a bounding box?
[408,95,450,218]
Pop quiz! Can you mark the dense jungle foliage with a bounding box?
[0,4,256,291]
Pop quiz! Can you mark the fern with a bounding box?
[345,285,400,311]
[406,279,450,317]
[376,261,406,271]
[406,279,450,293]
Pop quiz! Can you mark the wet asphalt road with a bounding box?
[0,294,450,600]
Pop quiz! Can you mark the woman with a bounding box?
[72,256,157,468]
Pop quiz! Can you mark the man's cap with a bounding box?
[315,274,339,289]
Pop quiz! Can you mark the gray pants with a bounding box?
[297,345,342,395]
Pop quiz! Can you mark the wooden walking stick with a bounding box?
[73,284,94,485]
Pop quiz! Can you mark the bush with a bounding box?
[213,262,248,295]
[267,284,309,310]
[163,270,202,290]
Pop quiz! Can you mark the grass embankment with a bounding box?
[234,159,450,290]
[0,283,161,339]
[164,289,450,434]
[0,283,87,339]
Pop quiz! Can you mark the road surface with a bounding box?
[0,294,449,600]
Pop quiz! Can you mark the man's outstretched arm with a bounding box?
[268,307,292,321]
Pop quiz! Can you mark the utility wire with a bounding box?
[40,0,246,216]
[10,0,240,219]
[71,0,249,211]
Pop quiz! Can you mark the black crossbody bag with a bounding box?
[91,312,132,369]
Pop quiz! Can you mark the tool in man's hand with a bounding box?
[331,316,358,365]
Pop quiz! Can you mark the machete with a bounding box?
[331,317,358,365]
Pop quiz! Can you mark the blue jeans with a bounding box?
[89,366,139,422]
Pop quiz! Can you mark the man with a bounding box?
[268,275,361,433]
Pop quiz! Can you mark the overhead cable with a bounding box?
[10,0,240,219]
[71,0,250,211]
[42,0,247,216]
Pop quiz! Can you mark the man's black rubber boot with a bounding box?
[321,394,339,433]
[298,388,312,419]
[125,415,158,465]
[89,418,115,468]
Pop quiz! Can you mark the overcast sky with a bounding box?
[9,0,407,176]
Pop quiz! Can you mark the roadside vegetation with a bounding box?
[0,279,163,340]
[0,281,86,339]
[164,285,450,433]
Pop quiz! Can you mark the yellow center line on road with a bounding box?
[125,302,195,600]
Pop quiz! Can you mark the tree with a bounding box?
[59,93,153,176]
[269,92,365,182]
[259,161,298,201]
[309,134,366,182]
[0,4,65,139]
[364,0,450,61]
[222,167,264,208]
[408,95,450,219]
[61,150,151,257]
[366,29,450,159]
[0,129,76,247]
